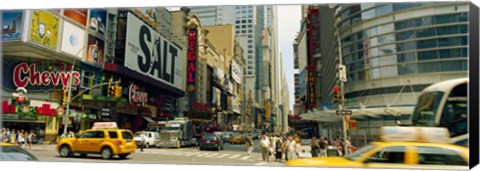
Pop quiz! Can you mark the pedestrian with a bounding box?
[140,131,146,152]
[246,133,254,156]
[346,137,355,154]
[275,136,283,161]
[310,137,320,158]
[286,136,297,161]
[260,133,270,162]
[17,130,25,147]
[27,131,36,150]
[319,136,328,157]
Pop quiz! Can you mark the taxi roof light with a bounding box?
[92,122,119,129]
[380,126,451,144]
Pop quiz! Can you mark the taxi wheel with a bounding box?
[101,147,113,159]
[59,145,72,157]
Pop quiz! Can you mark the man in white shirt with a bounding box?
[140,131,147,152]
[260,133,270,162]
[286,136,297,161]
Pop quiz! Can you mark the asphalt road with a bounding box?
[28,139,285,167]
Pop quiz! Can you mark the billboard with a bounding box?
[125,12,184,91]
[85,34,105,66]
[29,10,60,49]
[231,60,243,84]
[64,9,87,26]
[89,9,106,36]
[60,21,86,59]
[1,11,23,41]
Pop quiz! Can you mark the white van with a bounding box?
[134,131,160,148]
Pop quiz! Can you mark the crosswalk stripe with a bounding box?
[185,152,202,156]
[241,156,250,160]
[197,153,210,157]
[228,154,241,159]
[216,154,229,158]
[205,153,221,157]
[254,162,267,166]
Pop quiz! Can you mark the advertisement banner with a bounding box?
[1,11,23,41]
[64,9,88,26]
[61,21,86,59]
[131,8,158,28]
[30,10,60,49]
[86,34,105,66]
[231,60,243,84]
[89,9,106,36]
[125,13,185,91]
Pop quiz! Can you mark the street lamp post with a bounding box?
[329,4,349,156]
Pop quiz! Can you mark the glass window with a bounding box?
[345,144,377,161]
[435,14,458,24]
[460,48,468,57]
[460,36,467,45]
[248,29,252,33]
[375,4,393,16]
[242,25,246,28]
[248,50,253,53]
[418,50,438,61]
[411,91,445,126]
[439,48,462,58]
[108,131,118,138]
[415,16,433,27]
[398,63,418,75]
[79,131,95,138]
[458,12,468,22]
[418,62,440,73]
[417,39,437,49]
[395,20,415,30]
[416,146,468,166]
[367,146,406,164]
[437,26,459,35]
[397,41,417,52]
[416,28,436,38]
[242,30,246,33]
[459,25,468,33]
[362,9,376,20]
[396,31,414,41]
[397,52,416,63]
[393,3,416,11]
[441,60,464,72]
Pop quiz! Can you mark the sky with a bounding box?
[276,5,301,113]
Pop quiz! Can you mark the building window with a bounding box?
[248,29,252,33]
[242,20,246,23]
[417,50,438,61]
[398,63,418,75]
[248,35,253,38]
[248,71,253,75]
[417,39,437,49]
[441,60,465,71]
[248,19,252,23]
[397,52,416,63]
[248,50,253,53]
[437,25,459,35]
[242,25,246,28]
[396,41,417,52]
[435,14,459,24]
[248,40,253,43]
[416,28,436,38]
[242,30,246,33]
[396,31,415,41]
[439,48,465,58]
[418,62,440,73]
[395,20,415,30]
[375,4,393,16]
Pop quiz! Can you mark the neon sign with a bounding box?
[187,28,197,91]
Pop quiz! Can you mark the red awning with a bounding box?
[288,114,302,119]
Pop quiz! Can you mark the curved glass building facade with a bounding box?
[334,2,469,105]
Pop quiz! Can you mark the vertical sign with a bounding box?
[307,66,316,109]
[187,28,197,92]
[307,7,319,110]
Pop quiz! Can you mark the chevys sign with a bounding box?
[13,62,80,89]
[129,84,148,104]
[125,13,185,91]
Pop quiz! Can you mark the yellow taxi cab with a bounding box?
[56,122,137,159]
[286,127,469,170]
[229,133,245,144]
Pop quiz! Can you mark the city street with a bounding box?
[28,140,285,166]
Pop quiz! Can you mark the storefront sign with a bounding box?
[2,100,57,116]
[307,66,316,109]
[13,62,80,89]
[1,10,23,41]
[187,28,197,92]
[29,10,59,49]
[231,60,243,84]
[129,84,148,104]
[125,13,184,91]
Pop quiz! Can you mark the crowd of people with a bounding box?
[244,132,357,162]
[0,127,36,150]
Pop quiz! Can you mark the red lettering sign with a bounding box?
[129,84,148,104]
[13,63,80,89]
[187,28,197,88]
[2,100,57,116]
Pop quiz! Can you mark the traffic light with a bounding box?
[333,87,341,102]
[114,86,122,98]
[62,89,68,106]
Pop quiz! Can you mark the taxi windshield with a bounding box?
[344,144,377,161]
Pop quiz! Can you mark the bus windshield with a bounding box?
[411,92,444,127]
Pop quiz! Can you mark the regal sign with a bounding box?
[187,28,197,92]
[129,84,148,105]
[13,62,80,89]
[125,13,184,91]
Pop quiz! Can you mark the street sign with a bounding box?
[339,65,347,82]
[336,110,352,115]
[346,98,356,103]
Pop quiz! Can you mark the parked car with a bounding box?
[0,142,39,161]
[199,133,224,151]
[56,122,136,159]
[134,131,160,148]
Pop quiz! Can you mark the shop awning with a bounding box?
[143,117,156,123]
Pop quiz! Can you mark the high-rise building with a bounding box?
[306,2,469,145]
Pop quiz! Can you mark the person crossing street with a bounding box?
[140,131,147,152]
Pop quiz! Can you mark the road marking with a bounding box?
[228,154,241,159]
[205,153,219,157]
[254,162,267,166]
[241,156,250,160]
[185,152,202,156]
[216,154,229,158]
[196,152,210,157]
